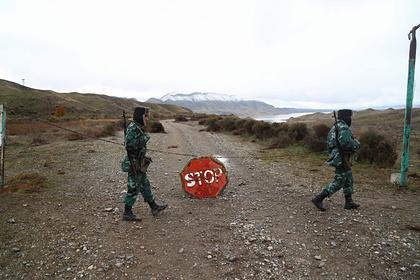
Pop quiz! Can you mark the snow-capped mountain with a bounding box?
[147,92,316,117]
[160,92,241,102]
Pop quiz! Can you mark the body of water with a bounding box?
[255,112,326,123]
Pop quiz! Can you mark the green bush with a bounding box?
[358,130,397,167]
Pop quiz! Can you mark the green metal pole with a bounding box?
[400,25,419,187]
[0,105,6,187]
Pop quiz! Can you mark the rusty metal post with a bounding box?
[400,24,419,187]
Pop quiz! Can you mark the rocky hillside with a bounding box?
[0,79,192,120]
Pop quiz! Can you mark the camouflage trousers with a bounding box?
[124,170,154,207]
[324,166,353,197]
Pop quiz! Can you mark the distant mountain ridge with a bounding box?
[161,92,240,102]
[147,92,318,117]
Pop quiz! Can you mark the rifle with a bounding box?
[333,111,351,171]
[122,110,139,176]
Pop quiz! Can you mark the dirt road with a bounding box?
[1,120,420,279]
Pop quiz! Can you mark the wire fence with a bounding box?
[4,115,420,177]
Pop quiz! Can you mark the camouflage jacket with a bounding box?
[125,121,150,159]
[326,120,360,168]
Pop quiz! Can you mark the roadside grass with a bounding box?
[7,119,123,144]
[259,145,327,166]
[259,145,420,191]
[0,173,48,194]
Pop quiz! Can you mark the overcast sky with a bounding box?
[0,0,419,109]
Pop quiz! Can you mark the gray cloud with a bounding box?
[0,0,419,108]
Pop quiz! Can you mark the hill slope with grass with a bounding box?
[288,108,420,141]
[0,79,192,120]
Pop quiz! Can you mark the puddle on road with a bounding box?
[214,154,229,167]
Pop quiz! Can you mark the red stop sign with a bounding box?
[180,156,228,198]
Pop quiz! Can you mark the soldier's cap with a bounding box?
[337,109,352,119]
[134,106,149,117]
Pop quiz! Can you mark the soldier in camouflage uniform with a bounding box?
[122,107,167,221]
[312,109,361,211]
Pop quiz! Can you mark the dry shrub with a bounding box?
[217,116,240,131]
[230,118,248,135]
[244,119,258,134]
[190,113,208,121]
[302,124,330,152]
[272,123,289,135]
[207,122,221,132]
[30,135,49,146]
[65,121,119,140]
[67,133,85,141]
[205,116,223,131]
[95,122,119,137]
[0,173,47,194]
[232,128,247,135]
[198,115,220,126]
[147,120,165,133]
[313,124,330,139]
[270,133,293,148]
[8,121,49,136]
[234,118,247,128]
[53,105,66,118]
[116,119,125,131]
[303,133,326,152]
[252,121,277,139]
[288,123,308,141]
[174,115,189,122]
[358,130,397,167]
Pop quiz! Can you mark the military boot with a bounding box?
[311,190,328,211]
[148,201,168,216]
[122,206,142,221]
[344,194,360,210]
